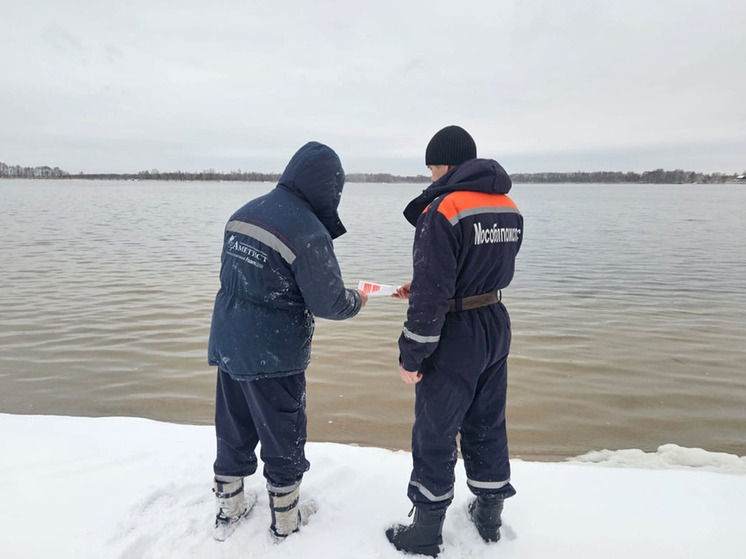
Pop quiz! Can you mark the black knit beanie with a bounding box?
[425,125,477,166]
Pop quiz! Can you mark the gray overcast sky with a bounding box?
[2,0,744,174]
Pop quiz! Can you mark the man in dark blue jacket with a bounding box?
[207,141,367,541]
[386,126,523,556]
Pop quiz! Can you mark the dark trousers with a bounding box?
[407,304,516,515]
[213,369,310,490]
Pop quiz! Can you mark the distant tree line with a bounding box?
[2,160,743,184]
[510,169,744,184]
[0,161,68,178]
[85,169,283,182]
[0,163,433,183]
[345,173,430,183]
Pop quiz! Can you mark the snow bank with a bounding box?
[1,414,744,558]
[571,444,746,474]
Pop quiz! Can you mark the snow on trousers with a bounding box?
[407,304,517,515]
[213,369,310,490]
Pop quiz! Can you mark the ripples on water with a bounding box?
[1,180,745,460]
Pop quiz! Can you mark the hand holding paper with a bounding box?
[357,280,401,298]
[354,288,368,308]
[392,282,411,299]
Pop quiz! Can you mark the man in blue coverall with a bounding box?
[387,126,523,556]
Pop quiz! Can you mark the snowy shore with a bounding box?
[1,413,744,558]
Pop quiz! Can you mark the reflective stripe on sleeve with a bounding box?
[409,481,454,502]
[225,220,296,266]
[466,478,511,490]
[402,327,440,344]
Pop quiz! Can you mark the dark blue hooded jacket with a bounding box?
[208,142,362,380]
[398,158,523,372]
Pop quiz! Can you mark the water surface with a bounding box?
[1,179,744,460]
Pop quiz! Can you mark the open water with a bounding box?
[1,179,744,460]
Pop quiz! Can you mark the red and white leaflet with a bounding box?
[357,280,400,297]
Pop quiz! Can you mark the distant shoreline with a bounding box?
[1,176,744,185]
[1,163,744,185]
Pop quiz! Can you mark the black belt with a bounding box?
[448,290,502,312]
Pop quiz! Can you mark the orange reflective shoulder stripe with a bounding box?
[435,192,519,224]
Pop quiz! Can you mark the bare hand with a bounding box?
[399,363,422,384]
[392,281,411,299]
[355,288,368,309]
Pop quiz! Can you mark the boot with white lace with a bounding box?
[212,477,256,541]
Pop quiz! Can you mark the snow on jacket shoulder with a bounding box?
[208,142,362,380]
[398,158,523,372]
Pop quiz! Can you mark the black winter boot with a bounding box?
[468,496,504,542]
[386,508,445,557]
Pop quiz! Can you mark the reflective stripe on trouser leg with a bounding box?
[460,355,515,499]
[466,478,513,492]
[408,481,454,503]
[408,308,514,512]
[407,348,471,514]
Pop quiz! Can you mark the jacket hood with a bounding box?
[403,158,512,226]
[277,141,347,239]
